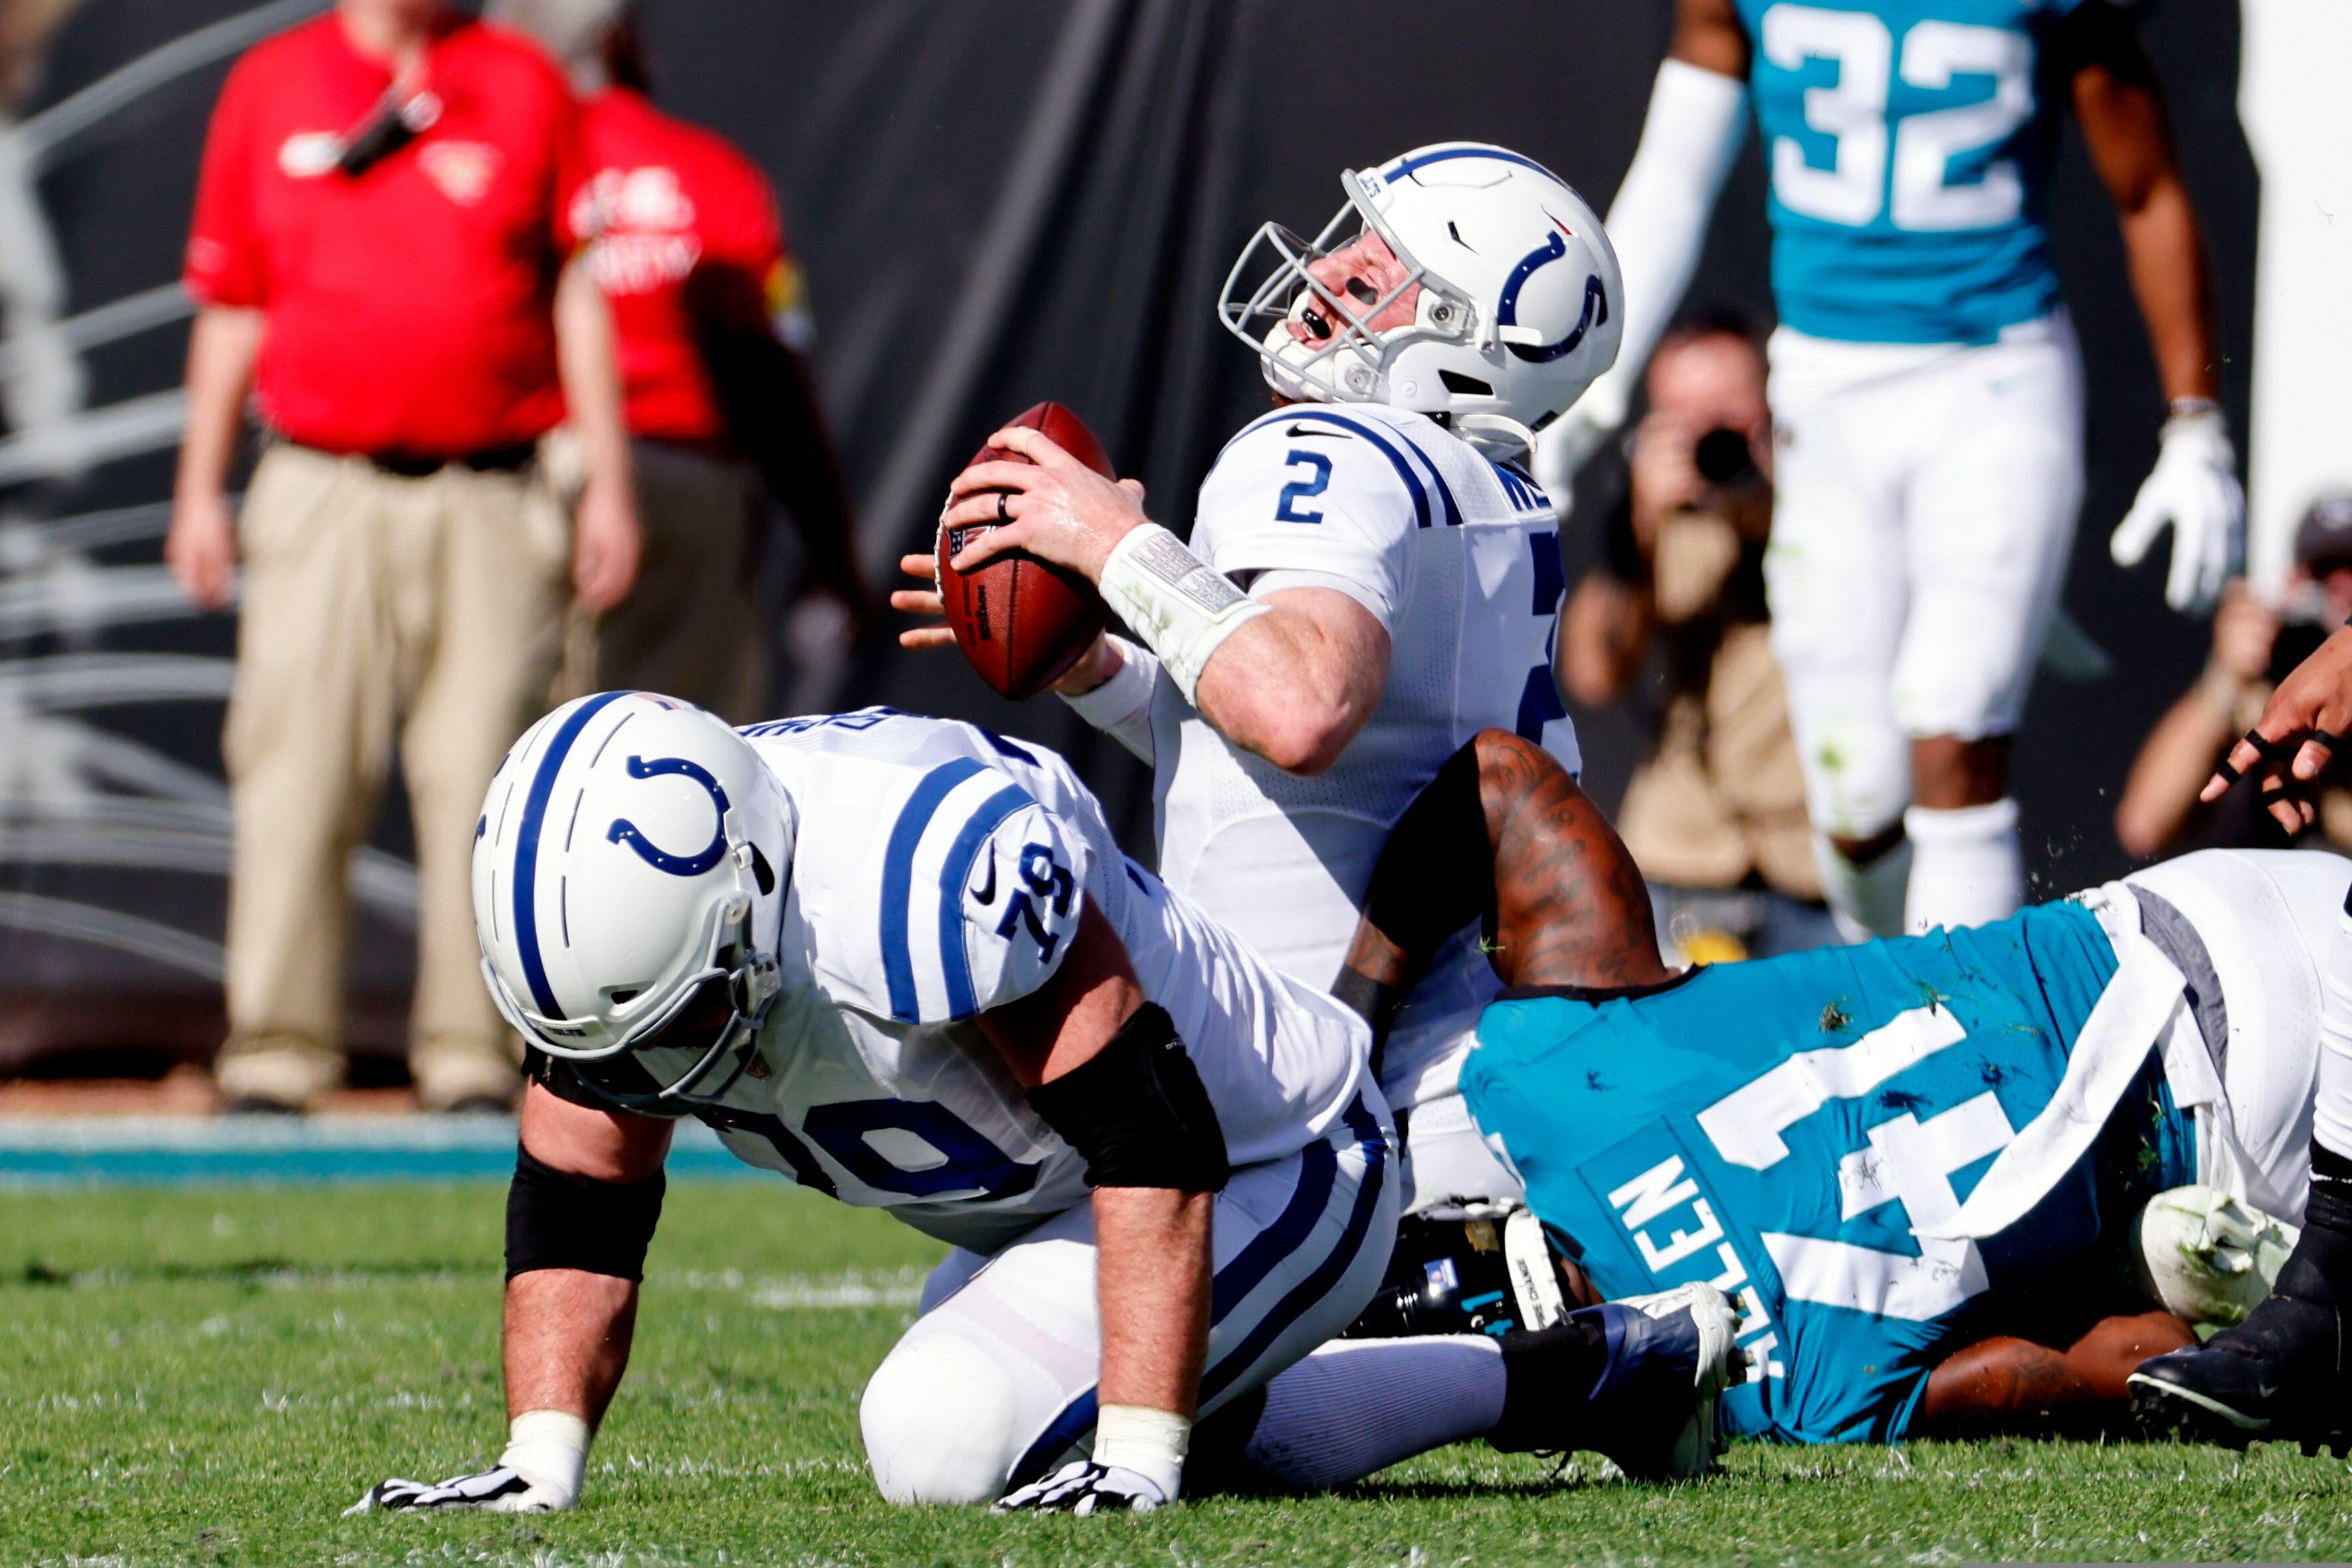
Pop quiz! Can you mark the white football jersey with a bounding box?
[1150,403,1580,1108]
[623,709,1373,1254]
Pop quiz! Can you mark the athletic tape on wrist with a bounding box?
[1096,524,1268,706]
[1092,1403,1189,1500]
[498,1409,589,1504]
[1058,635,1158,763]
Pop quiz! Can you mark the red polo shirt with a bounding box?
[574,87,794,446]
[185,13,587,456]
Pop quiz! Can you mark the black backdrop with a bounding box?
[1,0,2255,1072]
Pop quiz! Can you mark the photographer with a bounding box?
[1560,310,1832,961]
[2115,491,2352,858]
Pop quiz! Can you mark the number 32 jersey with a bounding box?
[1153,403,1578,1111]
[1739,0,2096,343]
[612,710,1375,1255]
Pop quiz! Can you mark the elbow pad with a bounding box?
[1027,1004,1230,1192]
[1585,58,1751,427]
[505,1146,666,1282]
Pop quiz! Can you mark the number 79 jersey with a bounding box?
[1152,402,1578,1109]
[1739,0,2090,343]
[1462,899,2196,1443]
[624,710,1375,1256]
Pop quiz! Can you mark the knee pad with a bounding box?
[860,1329,1022,1505]
[2130,1185,2298,1329]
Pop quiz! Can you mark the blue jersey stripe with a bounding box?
[513,692,629,1017]
[1003,1099,1388,1489]
[933,783,1037,1019]
[1280,409,1464,529]
[1383,146,1562,186]
[878,758,988,1022]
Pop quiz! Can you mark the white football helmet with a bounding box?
[1219,142,1622,455]
[472,692,794,1111]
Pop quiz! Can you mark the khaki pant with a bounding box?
[552,434,766,723]
[215,443,570,1109]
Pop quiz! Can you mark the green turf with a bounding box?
[5,1183,2350,1565]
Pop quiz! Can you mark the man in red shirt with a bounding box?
[166,0,641,1114]
[495,0,861,721]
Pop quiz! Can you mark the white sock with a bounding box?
[1902,799,2023,934]
[1812,831,1912,942]
[2315,898,2352,1158]
[1243,1336,1506,1488]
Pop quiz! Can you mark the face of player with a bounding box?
[1288,230,1422,346]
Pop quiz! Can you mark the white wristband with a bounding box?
[1096,524,1269,707]
[1058,634,1159,764]
[498,1409,589,1506]
[1092,1403,1190,1502]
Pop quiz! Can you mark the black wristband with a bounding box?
[505,1145,666,1282]
[1027,1004,1230,1192]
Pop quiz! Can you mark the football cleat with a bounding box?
[2129,1290,2351,1453]
[1581,1282,1748,1481]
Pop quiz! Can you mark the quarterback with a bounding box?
[349,695,1741,1515]
[1339,728,2333,1443]
[1539,0,2241,941]
[900,141,1616,1215]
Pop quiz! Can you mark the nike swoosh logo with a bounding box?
[969,857,997,905]
[1286,426,1353,440]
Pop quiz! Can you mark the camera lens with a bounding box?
[1694,428,1757,488]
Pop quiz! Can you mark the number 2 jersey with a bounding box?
[1738,0,2094,343]
[567,709,1377,1256]
[1149,402,1579,1114]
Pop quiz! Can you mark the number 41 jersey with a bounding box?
[1740,0,2092,344]
[1153,403,1578,1112]
[621,710,1376,1256]
[1462,900,2195,1443]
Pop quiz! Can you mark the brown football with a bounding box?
[937,401,1114,700]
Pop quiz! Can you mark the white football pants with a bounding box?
[1764,316,2085,840]
[2124,848,2352,1222]
[859,1097,1397,1504]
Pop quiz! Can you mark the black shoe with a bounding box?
[2129,1292,2351,1454]
[1495,1282,1745,1480]
[221,1094,304,1116]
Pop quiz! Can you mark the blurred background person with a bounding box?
[163,0,639,1114]
[495,0,862,724]
[1559,310,1832,965]
[1540,0,2238,943]
[2115,490,2352,859]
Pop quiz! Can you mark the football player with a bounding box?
[1537,0,2241,941]
[347,694,1743,1516]
[2131,627,2352,1450]
[1338,727,2335,1442]
[896,142,1617,1216]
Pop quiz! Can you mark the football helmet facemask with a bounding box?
[472,692,793,1113]
[1219,142,1622,456]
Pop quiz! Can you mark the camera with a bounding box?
[1693,427,1761,489]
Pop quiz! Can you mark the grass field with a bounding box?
[6,1181,2352,1566]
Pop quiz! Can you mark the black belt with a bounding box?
[296,441,536,478]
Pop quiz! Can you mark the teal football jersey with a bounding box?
[1462,900,2195,1443]
[1735,0,2092,343]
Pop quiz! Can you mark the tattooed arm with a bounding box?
[1335,729,1669,1048]
[1915,1312,2195,1437]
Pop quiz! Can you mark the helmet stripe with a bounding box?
[1381,146,1563,187]
[513,691,631,1018]
[935,783,1038,1019]
[878,757,988,1021]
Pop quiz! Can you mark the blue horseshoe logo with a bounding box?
[1494,227,1610,365]
[606,755,732,876]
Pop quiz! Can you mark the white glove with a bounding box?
[2109,406,2244,614]
[995,1403,1186,1515]
[345,1411,588,1517]
[995,1458,1173,1516]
